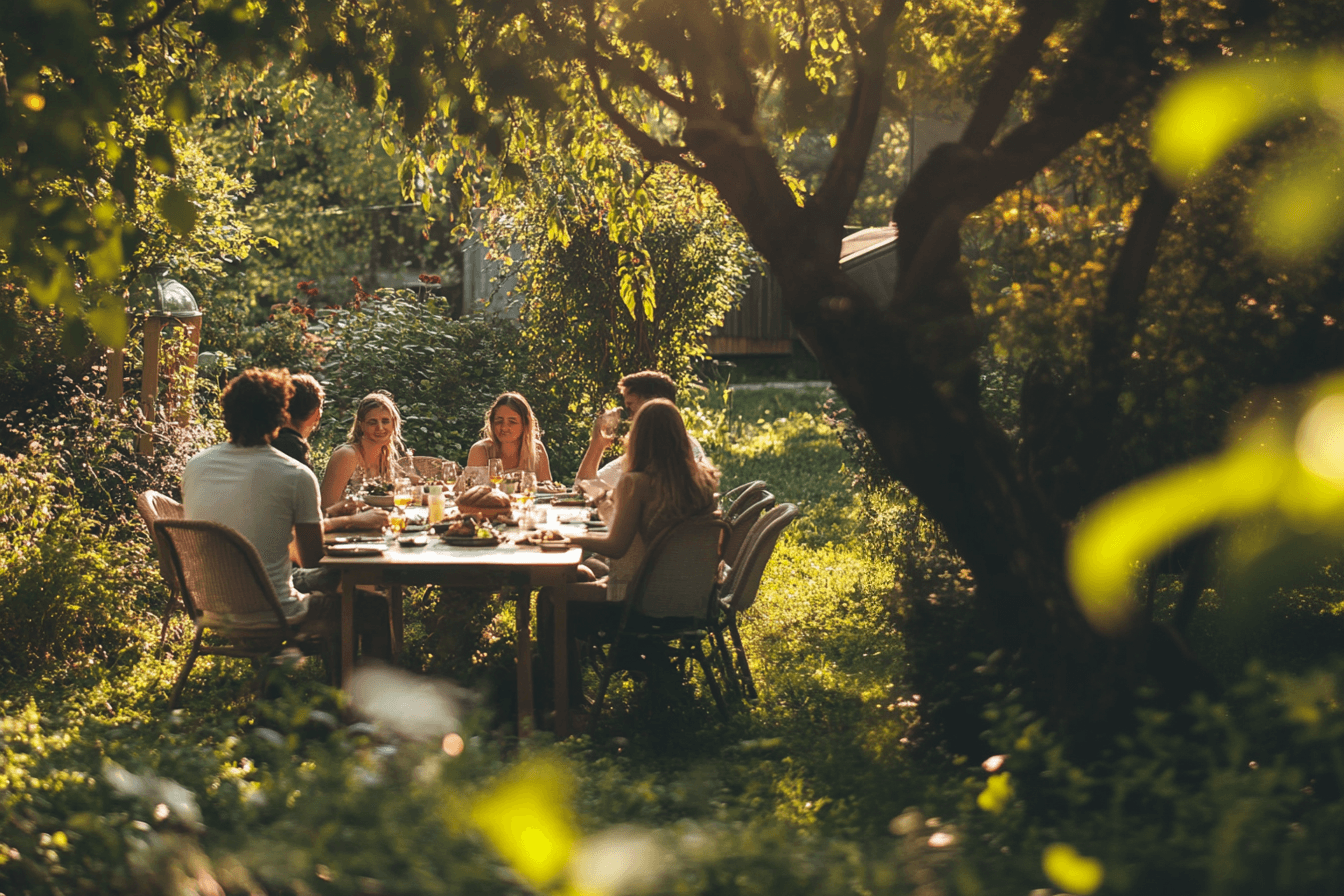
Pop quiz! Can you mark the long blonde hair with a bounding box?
[624,399,718,534]
[481,392,543,472]
[346,391,408,475]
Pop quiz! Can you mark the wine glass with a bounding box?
[520,471,537,507]
[488,458,504,488]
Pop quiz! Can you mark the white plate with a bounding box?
[327,543,387,557]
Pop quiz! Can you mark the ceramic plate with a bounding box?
[327,544,387,557]
[440,535,501,547]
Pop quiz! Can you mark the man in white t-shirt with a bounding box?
[182,369,388,658]
[575,370,707,490]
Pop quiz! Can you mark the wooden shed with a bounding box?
[707,226,898,356]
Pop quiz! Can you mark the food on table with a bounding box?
[363,483,392,496]
[458,485,511,508]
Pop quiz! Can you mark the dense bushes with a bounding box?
[0,445,159,678]
[312,289,522,463]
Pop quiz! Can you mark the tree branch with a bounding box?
[584,61,703,177]
[812,0,907,228]
[894,0,1160,307]
[960,0,1069,151]
[109,0,192,41]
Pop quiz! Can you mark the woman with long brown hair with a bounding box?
[538,398,719,717]
[466,391,553,481]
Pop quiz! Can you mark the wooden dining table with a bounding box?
[319,529,583,735]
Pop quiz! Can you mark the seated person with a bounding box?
[574,370,707,491]
[274,373,389,532]
[321,390,415,510]
[182,368,389,664]
[466,392,554,481]
[538,399,720,713]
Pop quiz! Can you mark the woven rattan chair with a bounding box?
[136,490,185,653]
[155,519,329,707]
[590,515,732,723]
[409,455,446,481]
[713,504,798,700]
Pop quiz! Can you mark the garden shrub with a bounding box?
[313,288,522,464]
[502,165,751,478]
[0,445,159,678]
[956,659,1344,894]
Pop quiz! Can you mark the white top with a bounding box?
[183,442,323,621]
[594,436,707,489]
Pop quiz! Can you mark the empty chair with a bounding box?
[155,519,330,707]
[135,489,185,653]
[720,480,766,514]
[714,503,798,701]
[590,515,732,725]
[722,490,775,569]
[408,455,446,481]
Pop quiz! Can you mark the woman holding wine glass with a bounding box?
[321,391,414,509]
[466,392,553,482]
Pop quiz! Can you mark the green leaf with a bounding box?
[144,129,176,176]
[157,186,198,234]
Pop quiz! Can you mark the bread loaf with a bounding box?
[459,485,510,508]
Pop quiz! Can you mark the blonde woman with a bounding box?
[321,391,412,509]
[466,392,553,481]
[539,399,719,715]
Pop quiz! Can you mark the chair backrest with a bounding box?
[409,455,445,480]
[136,490,184,592]
[722,504,798,615]
[722,491,775,567]
[723,481,769,519]
[154,520,291,631]
[720,480,766,513]
[627,515,731,620]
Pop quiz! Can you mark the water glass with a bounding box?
[393,477,416,509]
[520,471,537,506]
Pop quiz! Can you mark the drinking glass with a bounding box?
[345,467,367,500]
[488,458,504,487]
[386,509,408,537]
[520,471,537,507]
[598,407,623,440]
[393,477,416,510]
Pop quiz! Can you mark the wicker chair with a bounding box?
[590,515,732,723]
[713,504,798,700]
[135,490,185,653]
[155,519,329,707]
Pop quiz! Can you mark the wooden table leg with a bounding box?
[554,591,570,740]
[389,584,404,663]
[511,586,534,738]
[341,576,356,688]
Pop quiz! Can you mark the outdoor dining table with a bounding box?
[319,525,584,735]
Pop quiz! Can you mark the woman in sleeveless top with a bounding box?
[466,392,553,481]
[320,391,412,510]
[538,399,719,716]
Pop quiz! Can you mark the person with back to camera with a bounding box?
[466,391,554,481]
[538,398,720,719]
[181,368,389,667]
[321,390,415,511]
